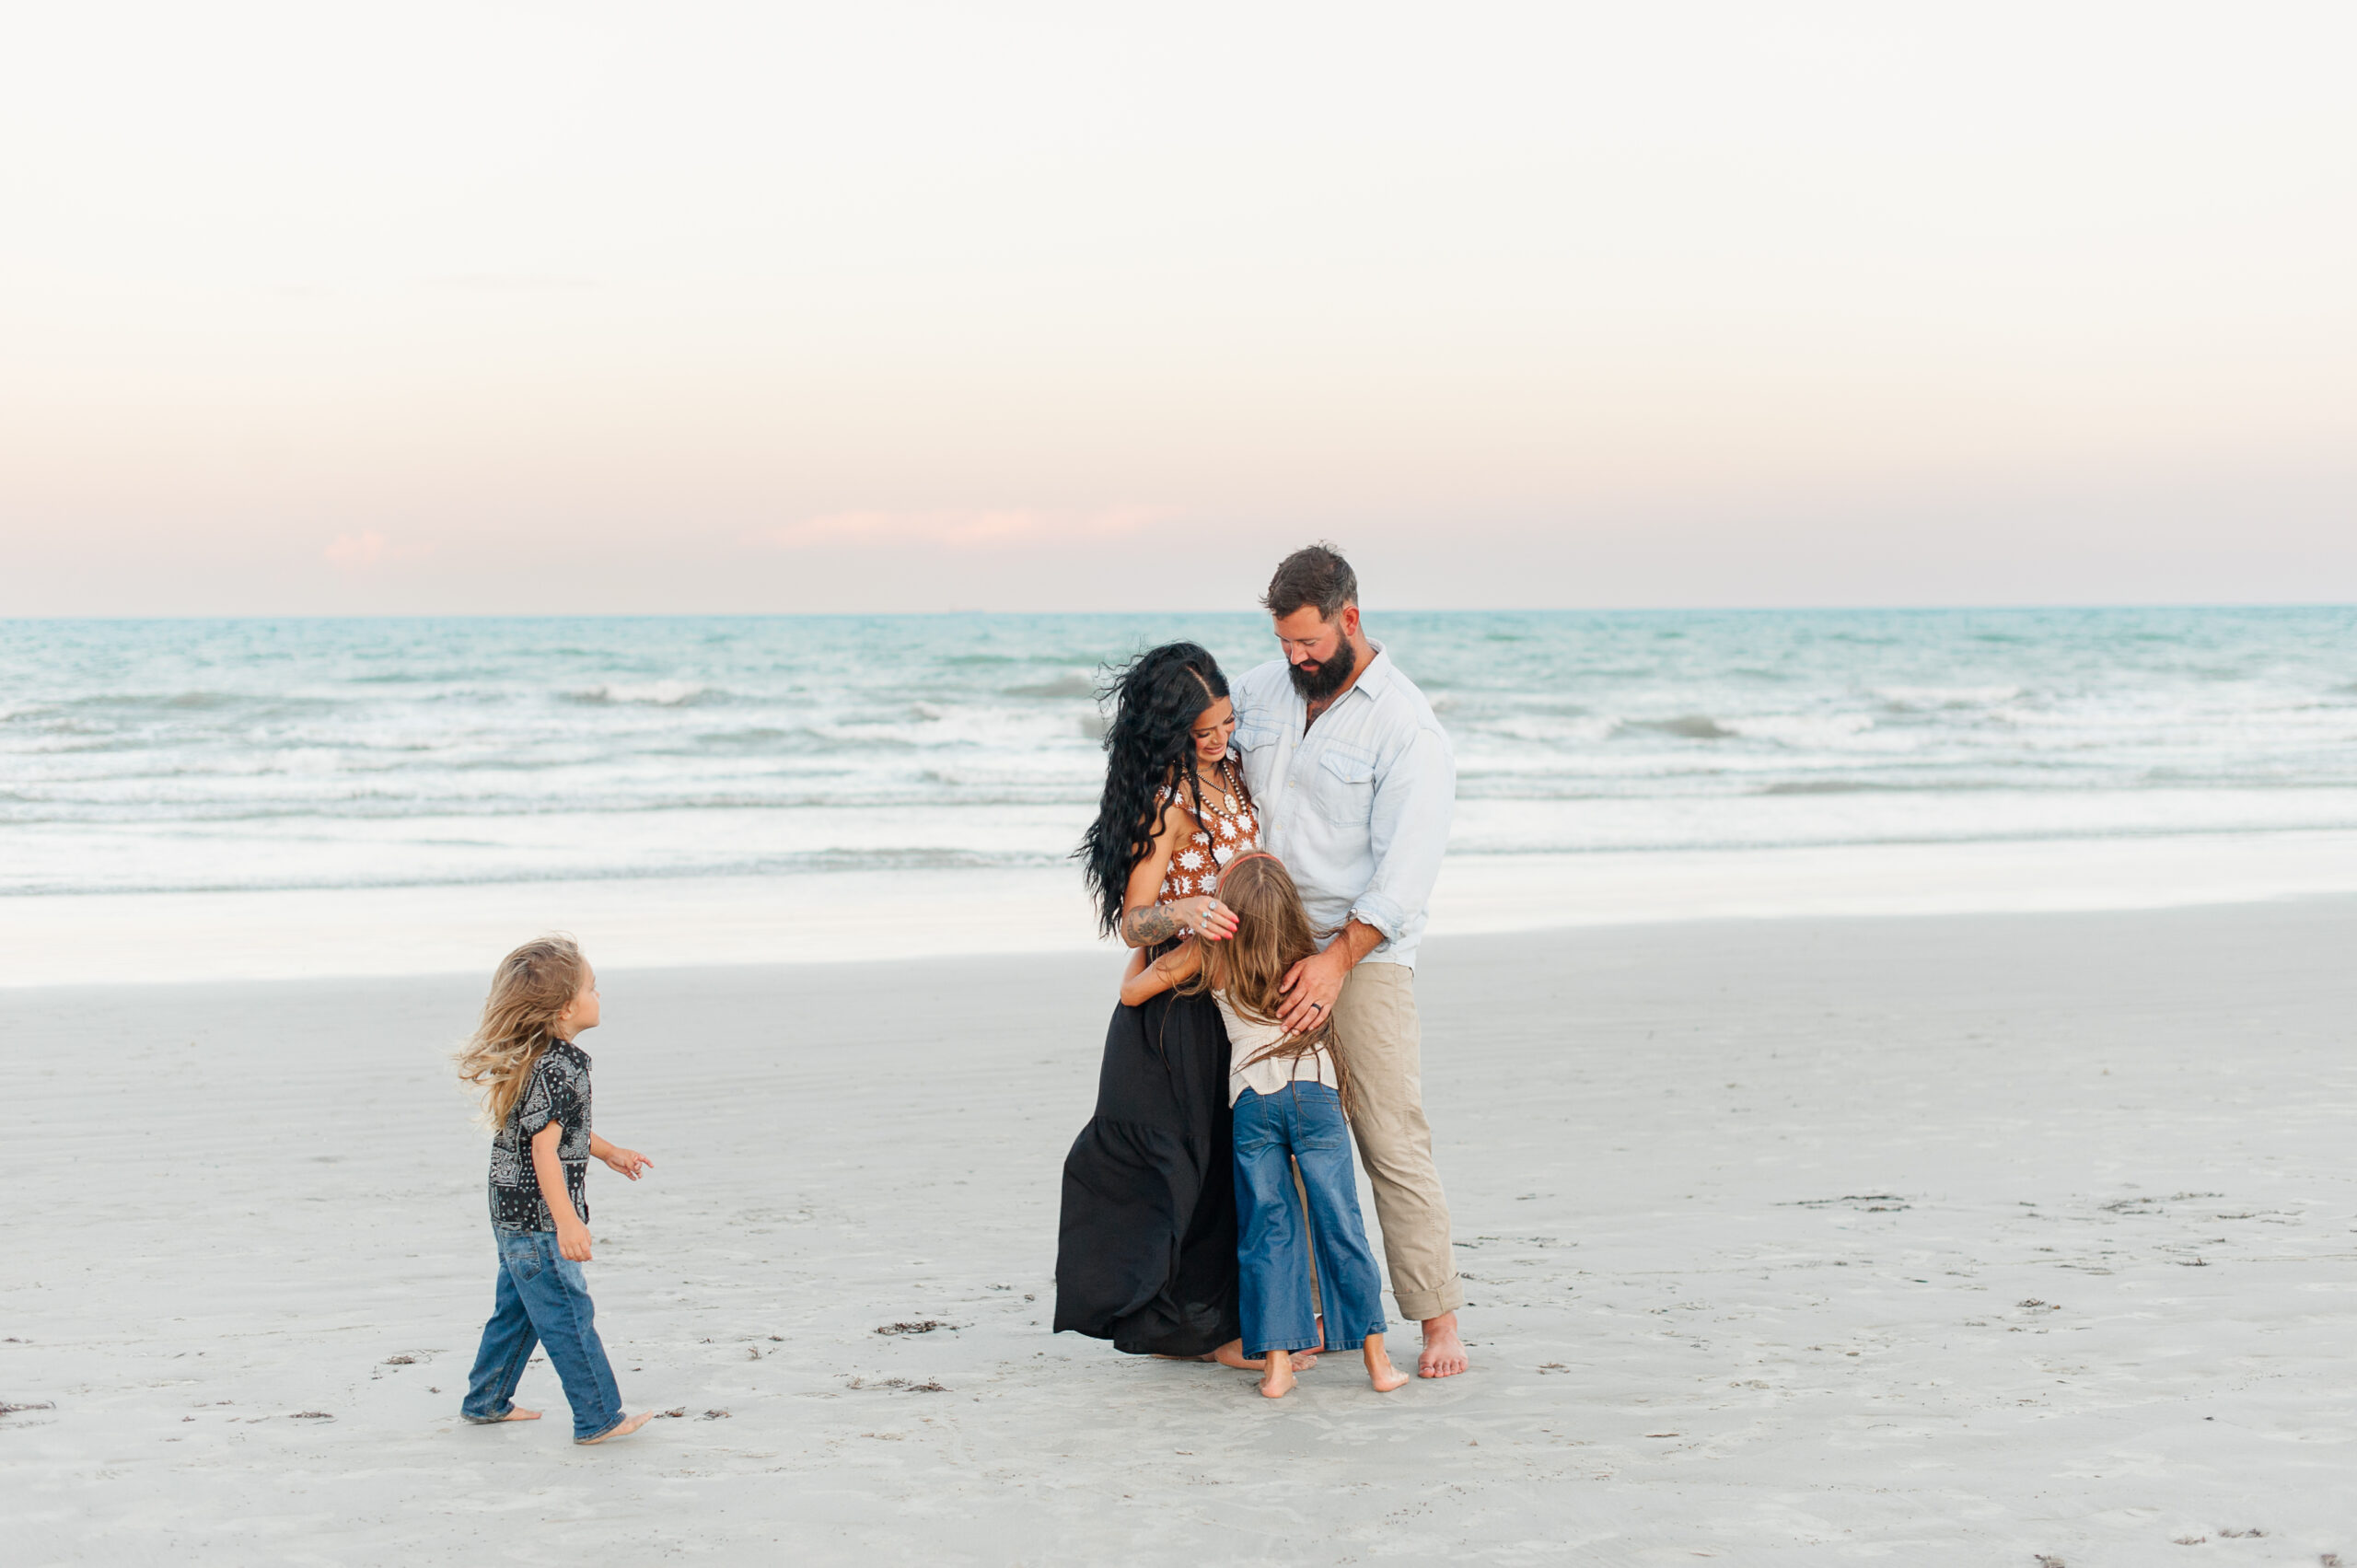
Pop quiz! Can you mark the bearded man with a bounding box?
[1229,542,1468,1378]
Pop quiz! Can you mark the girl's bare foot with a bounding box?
[1364,1334,1410,1393]
[463,1406,542,1424]
[1205,1340,1316,1373]
[1259,1348,1296,1400]
[575,1410,656,1445]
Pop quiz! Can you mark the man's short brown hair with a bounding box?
[1262,543,1358,621]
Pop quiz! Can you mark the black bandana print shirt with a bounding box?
[488,1040,593,1233]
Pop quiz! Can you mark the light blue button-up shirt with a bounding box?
[1231,645,1456,970]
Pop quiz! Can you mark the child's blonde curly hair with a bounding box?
[455,935,591,1128]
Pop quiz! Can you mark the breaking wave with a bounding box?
[4,605,2354,895]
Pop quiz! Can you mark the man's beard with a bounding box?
[1287,637,1358,700]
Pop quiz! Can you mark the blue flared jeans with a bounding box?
[1232,1083,1388,1358]
[461,1228,626,1442]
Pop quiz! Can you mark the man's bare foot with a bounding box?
[1259,1348,1296,1400]
[463,1405,542,1424]
[1418,1312,1470,1378]
[1205,1340,1316,1372]
[575,1410,656,1446]
[1364,1334,1410,1392]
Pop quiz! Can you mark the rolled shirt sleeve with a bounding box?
[515,1065,558,1138]
[1351,725,1454,944]
[517,1047,587,1140]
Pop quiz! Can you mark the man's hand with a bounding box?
[555,1221,594,1262]
[598,1145,652,1180]
[1277,943,1351,1034]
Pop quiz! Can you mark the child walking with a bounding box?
[1121,853,1411,1400]
[453,935,656,1444]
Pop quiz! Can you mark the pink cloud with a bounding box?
[323,531,435,570]
[749,506,1175,552]
[324,531,389,567]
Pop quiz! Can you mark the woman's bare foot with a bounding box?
[1205,1340,1316,1373]
[1364,1334,1410,1393]
[1259,1348,1296,1400]
[463,1405,542,1424]
[575,1410,656,1446]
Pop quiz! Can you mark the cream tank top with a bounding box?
[1214,990,1340,1108]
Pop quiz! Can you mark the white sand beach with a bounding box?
[6,898,2354,1564]
[11,4,2357,1559]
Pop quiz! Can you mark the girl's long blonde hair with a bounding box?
[1182,852,1351,1110]
[456,935,591,1128]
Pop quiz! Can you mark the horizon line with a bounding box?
[5,601,2357,626]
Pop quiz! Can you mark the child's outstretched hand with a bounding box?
[588,1133,652,1180]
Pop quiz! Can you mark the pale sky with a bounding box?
[3,2,2351,615]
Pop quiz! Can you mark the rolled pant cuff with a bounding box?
[1392,1281,1467,1323]
[1247,1338,1324,1357]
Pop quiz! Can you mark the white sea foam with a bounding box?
[1873,683,2024,709]
[571,679,710,705]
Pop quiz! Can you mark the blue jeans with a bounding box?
[461,1229,625,1441]
[1233,1084,1388,1358]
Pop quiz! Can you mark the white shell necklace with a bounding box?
[1191,757,1244,819]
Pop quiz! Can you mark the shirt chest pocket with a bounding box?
[1314,741,1378,827]
[1233,723,1279,798]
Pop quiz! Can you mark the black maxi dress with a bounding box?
[1052,966,1240,1355]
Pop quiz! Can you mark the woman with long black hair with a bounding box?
[1054,642,1271,1363]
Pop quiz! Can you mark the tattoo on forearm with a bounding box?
[1124,904,1179,945]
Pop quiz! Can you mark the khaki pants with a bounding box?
[1330,961,1463,1323]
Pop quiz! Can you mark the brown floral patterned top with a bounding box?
[1155,756,1260,903]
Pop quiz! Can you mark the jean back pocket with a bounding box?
[497,1231,549,1283]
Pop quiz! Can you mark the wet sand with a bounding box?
[6,900,2355,1564]
[8,828,2357,987]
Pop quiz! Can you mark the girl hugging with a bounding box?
[1121,852,1411,1400]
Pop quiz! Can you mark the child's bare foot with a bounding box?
[575,1411,656,1445]
[463,1405,542,1424]
[1259,1348,1296,1400]
[1364,1334,1410,1393]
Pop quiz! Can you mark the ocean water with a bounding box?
[4,608,2355,899]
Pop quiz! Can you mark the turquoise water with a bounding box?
[3,608,2354,895]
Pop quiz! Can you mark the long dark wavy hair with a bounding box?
[1077,641,1230,936]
